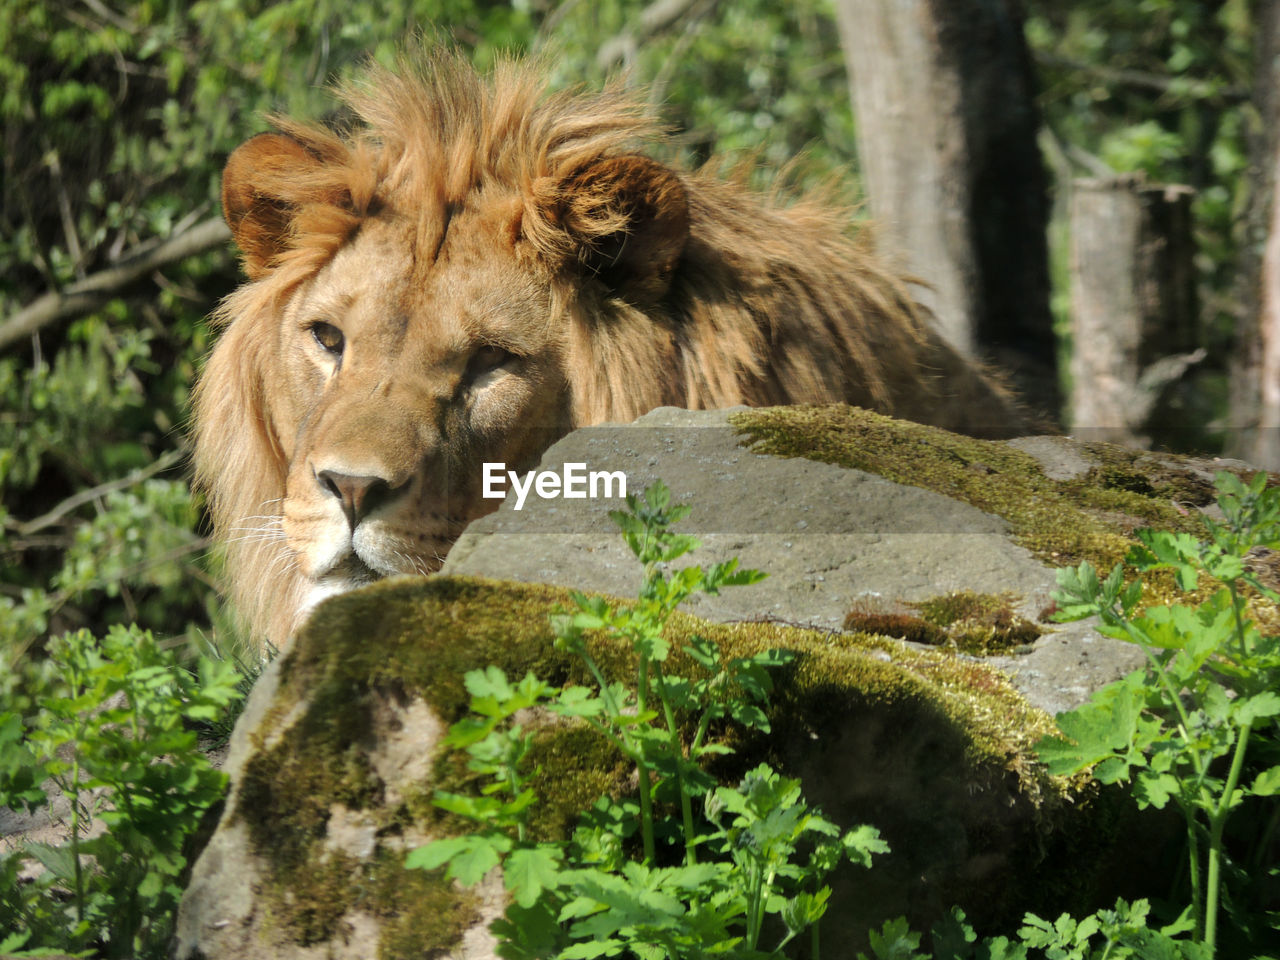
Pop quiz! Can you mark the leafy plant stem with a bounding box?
[653,664,697,865]
[508,767,527,844]
[1181,803,1204,939]
[635,652,657,864]
[1119,617,1206,779]
[1118,611,1221,936]
[744,858,763,948]
[64,661,88,926]
[577,646,621,719]
[67,760,85,926]
[1204,718,1253,957]
[1228,581,1253,659]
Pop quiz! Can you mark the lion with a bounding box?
[193,50,1031,648]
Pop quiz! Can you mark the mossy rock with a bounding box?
[444,405,1276,716]
[176,576,1149,959]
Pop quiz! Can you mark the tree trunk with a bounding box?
[1228,0,1280,469]
[834,0,1057,420]
[1068,177,1201,447]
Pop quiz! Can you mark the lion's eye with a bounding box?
[467,344,514,379]
[311,322,345,356]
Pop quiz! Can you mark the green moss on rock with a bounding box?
[914,590,1043,654]
[843,609,947,646]
[844,591,1043,656]
[728,405,1246,575]
[730,404,1280,630]
[228,574,1101,953]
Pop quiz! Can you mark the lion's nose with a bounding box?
[316,470,397,531]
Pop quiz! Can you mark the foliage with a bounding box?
[408,481,887,958]
[532,1,854,183]
[0,624,243,959]
[1024,0,1254,434]
[1038,469,1280,957]
[4,0,1266,660]
[854,469,1280,958]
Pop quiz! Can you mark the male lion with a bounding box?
[194,51,1030,647]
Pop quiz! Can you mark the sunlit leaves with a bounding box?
[408,481,865,957]
[1036,473,1280,954]
[0,625,242,957]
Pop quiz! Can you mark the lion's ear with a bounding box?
[531,155,689,304]
[221,133,326,279]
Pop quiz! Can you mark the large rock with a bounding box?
[176,404,1254,959]
[175,578,1089,960]
[447,405,1247,715]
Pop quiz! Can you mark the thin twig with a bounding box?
[648,0,717,109]
[1033,50,1249,104]
[43,144,87,278]
[0,217,231,353]
[15,447,186,536]
[80,0,137,33]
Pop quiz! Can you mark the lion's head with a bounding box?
[194,51,1027,647]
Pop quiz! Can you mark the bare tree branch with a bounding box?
[1033,51,1249,104]
[14,447,187,537]
[0,216,231,353]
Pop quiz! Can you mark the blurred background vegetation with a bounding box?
[0,0,1261,669]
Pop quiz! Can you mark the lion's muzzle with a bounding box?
[316,469,407,531]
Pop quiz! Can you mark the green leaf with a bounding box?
[554,686,606,717]
[464,665,514,703]
[405,833,510,886]
[859,915,927,960]
[1248,766,1280,796]
[1130,604,1200,650]
[504,845,563,908]
[1133,771,1180,809]
[433,790,507,821]
[843,823,890,868]
[1035,672,1151,777]
[20,841,79,882]
[558,939,627,959]
[782,887,831,934]
[1234,691,1280,723]
[1092,756,1132,784]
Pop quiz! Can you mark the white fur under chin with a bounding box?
[297,575,370,629]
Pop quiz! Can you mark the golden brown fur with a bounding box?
[194,50,1028,647]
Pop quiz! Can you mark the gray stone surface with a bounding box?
[1006,435,1098,481]
[445,407,1145,716]
[173,652,504,960]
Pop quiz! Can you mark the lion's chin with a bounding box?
[298,556,382,624]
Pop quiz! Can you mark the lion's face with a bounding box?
[267,210,572,608]
[197,104,691,644]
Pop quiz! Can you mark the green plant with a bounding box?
[1033,470,1280,958]
[871,900,1207,960]
[0,624,243,959]
[408,481,887,958]
[851,470,1277,959]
